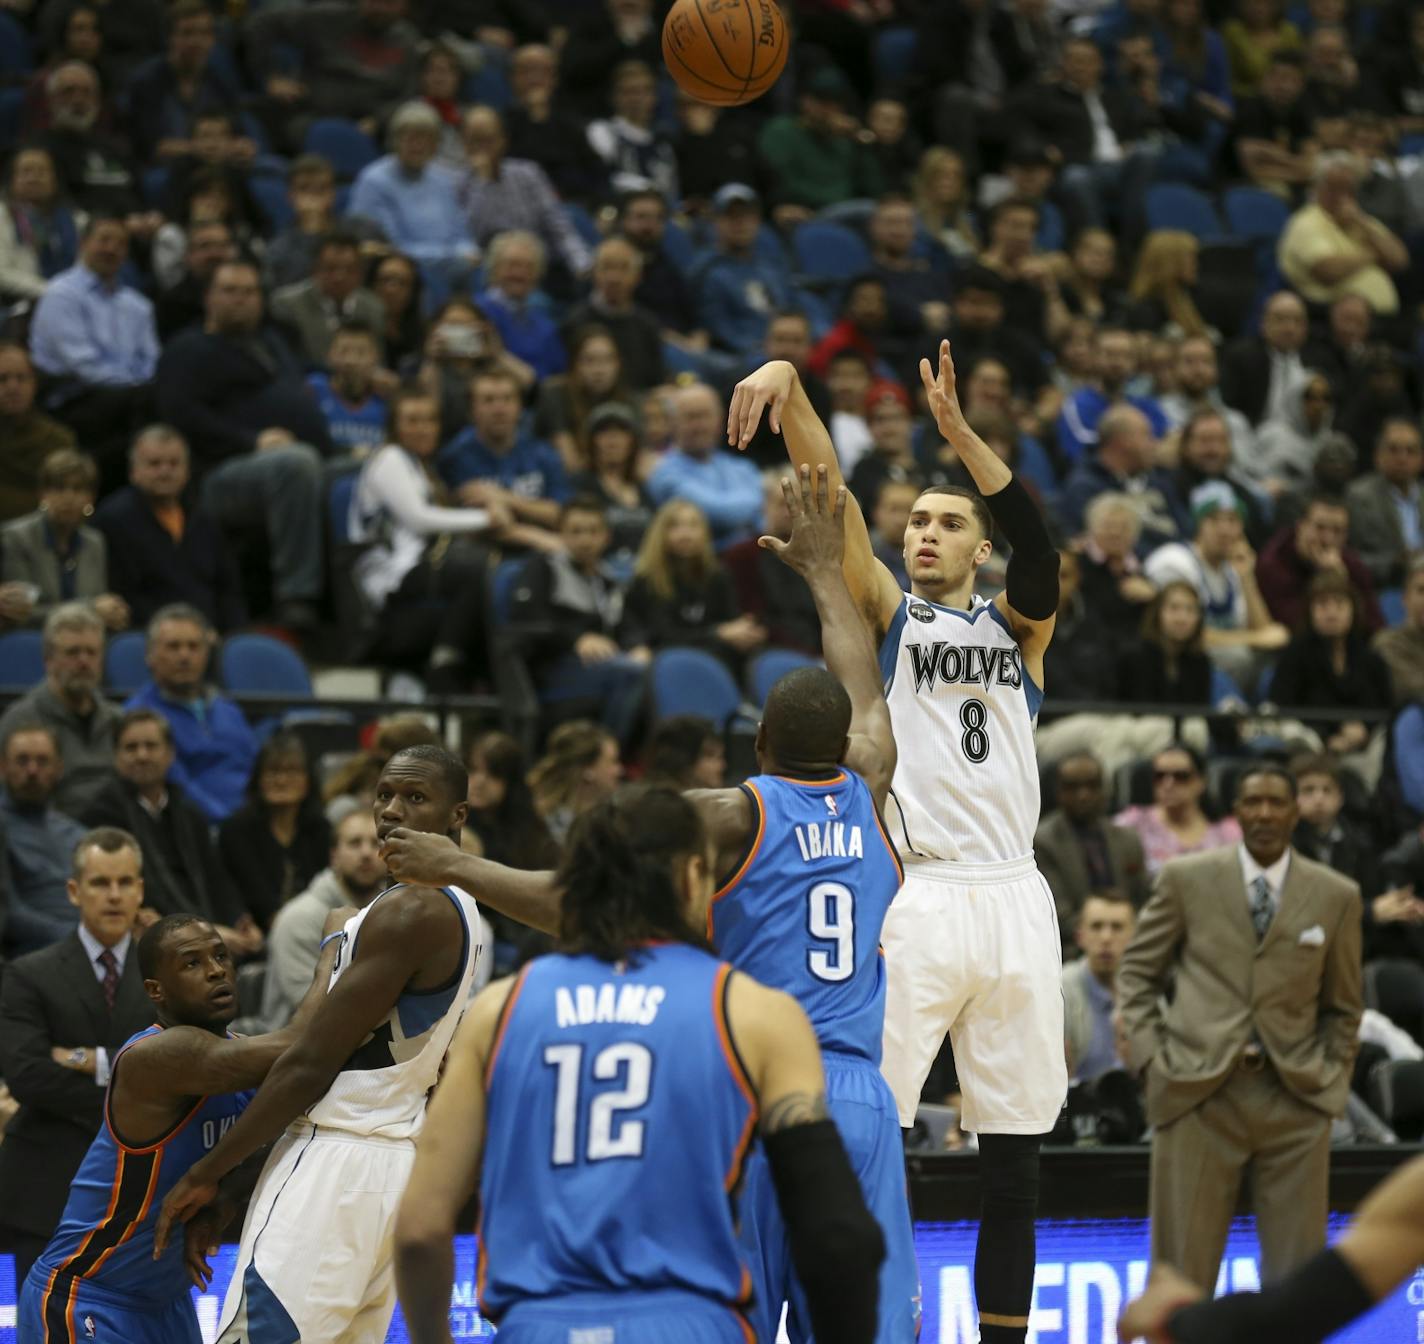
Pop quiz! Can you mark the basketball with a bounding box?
[661,0,789,108]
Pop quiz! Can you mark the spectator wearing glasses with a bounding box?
[1114,743,1242,876]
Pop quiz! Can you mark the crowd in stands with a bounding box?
[0,0,1423,1154]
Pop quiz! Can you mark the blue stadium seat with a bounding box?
[1144,183,1221,240]
[142,165,170,208]
[250,173,294,233]
[0,629,44,690]
[219,634,314,696]
[873,26,917,86]
[1223,186,1290,243]
[748,649,818,706]
[463,60,511,110]
[1380,587,1405,627]
[563,201,601,249]
[0,12,32,80]
[303,119,378,180]
[661,218,699,274]
[1036,200,1066,253]
[104,631,148,696]
[792,220,871,284]
[651,648,743,728]
[328,471,359,547]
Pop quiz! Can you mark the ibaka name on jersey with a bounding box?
[907,640,1023,694]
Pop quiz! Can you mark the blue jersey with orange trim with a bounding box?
[710,771,903,1065]
[32,1025,253,1312]
[477,945,757,1328]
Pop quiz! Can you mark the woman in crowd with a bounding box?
[1162,0,1235,112]
[912,146,978,261]
[528,720,623,847]
[1050,318,1100,400]
[534,324,630,471]
[409,296,534,440]
[1222,0,1302,97]
[566,401,654,565]
[1117,580,1215,706]
[1057,229,1125,325]
[370,252,427,371]
[622,499,766,667]
[0,145,81,302]
[416,41,470,170]
[0,448,127,630]
[1074,493,1157,639]
[219,731,332,932]
[1270,570,1393,762]
[1114,741,1241,875]
[464,729,560,971]
[349,385,500,691]
[1125,231,1211,340]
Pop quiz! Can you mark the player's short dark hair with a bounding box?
[762,667,852,769]
[384,744,468,806]
[912,483,993,540]
[1236,760,1297,800]
[138,914,213,981]
[557,785,711,962]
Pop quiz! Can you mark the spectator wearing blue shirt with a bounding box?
[122,603,257,824]
[646,383,764,546]
[695,184,795,356]
[347,101,476,300]
[477,231,567,381]
[440,366,568,550]
[0,723,87,956]
[28,216,159,486]
[306,324,389,460]
[1057,325,1169,468]
[1059,404,1187,555]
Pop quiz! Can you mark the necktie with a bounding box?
[98,949,119,1011]
[1249,876,1274,943]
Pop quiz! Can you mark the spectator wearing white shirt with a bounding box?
[350,386,503,691]
[1145,481,1289,692]
[1159,336,1258,468]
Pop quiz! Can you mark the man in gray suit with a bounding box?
[1035,752,1149,952]
[1119,762,1363,1292]
[269,230,386,369]
[1346,417,1423,589]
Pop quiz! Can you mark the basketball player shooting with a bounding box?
[728,340,1067,1344]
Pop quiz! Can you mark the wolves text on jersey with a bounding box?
[907,641,1022,695]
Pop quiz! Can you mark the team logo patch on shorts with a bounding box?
[908,601,936,623]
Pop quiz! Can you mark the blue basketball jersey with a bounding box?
[709,771,903,1065]
[477,945,758,1330]
[32,1026,254,1313]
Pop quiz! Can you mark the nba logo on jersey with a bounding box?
[83,1315,96,1339]
[826,795,838,816]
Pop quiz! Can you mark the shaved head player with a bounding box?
[727,341,1067,1344]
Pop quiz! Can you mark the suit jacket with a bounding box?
[1346,471,1424,587]
[0,933,154,1236]
[1118,847,1362,1128]
[92,485,245,633]
[80,774,244,925]
[1035,811,1150,945]
[269,280,386,368]
[0,512,108,620]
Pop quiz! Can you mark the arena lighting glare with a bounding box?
[2,1218,1418,1342]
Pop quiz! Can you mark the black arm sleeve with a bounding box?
[1166,1247,1373,1344]
[986,476,1060,621]
[763,1119,886,1344]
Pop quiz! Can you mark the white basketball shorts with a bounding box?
[218,1120,415,1344]
[880,855,1067,1134]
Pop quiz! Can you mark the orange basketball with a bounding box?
[662,0,789,108]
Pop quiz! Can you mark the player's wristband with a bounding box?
[1166,1247,1374,1344]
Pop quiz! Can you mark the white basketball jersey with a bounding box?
[306,884,484,1140]
[881,592,1042,864]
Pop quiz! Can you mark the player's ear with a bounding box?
[975,535,993,564]
[450,799,469,833]
[143,976,164,1009]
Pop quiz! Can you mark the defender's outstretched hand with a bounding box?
[758,464,846,574]
[728,360,797,450]
[918,339,970,442]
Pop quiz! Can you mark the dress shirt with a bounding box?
[1263,349,1305,427]
[459,157,592,274]
[29,264,159,386]
[75,925,134,1087]
[345,157,474,267]
[1239,843,1291,912]
[646,448,765,545]
[1390,481,1423,552]
[1077,971,1121,1082]
[1085,91,1123,163]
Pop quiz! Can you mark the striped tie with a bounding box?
[98,949,119,1011]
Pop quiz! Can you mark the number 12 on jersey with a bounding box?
[807,881,855,983]
[544,1042,652,1165]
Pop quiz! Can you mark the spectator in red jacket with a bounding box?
[1255,490,1383,633]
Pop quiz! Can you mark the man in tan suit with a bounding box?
[1118,761,1362,1292]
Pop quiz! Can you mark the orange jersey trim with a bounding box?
[712,965,758,1193]
[483,965,531,1090]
